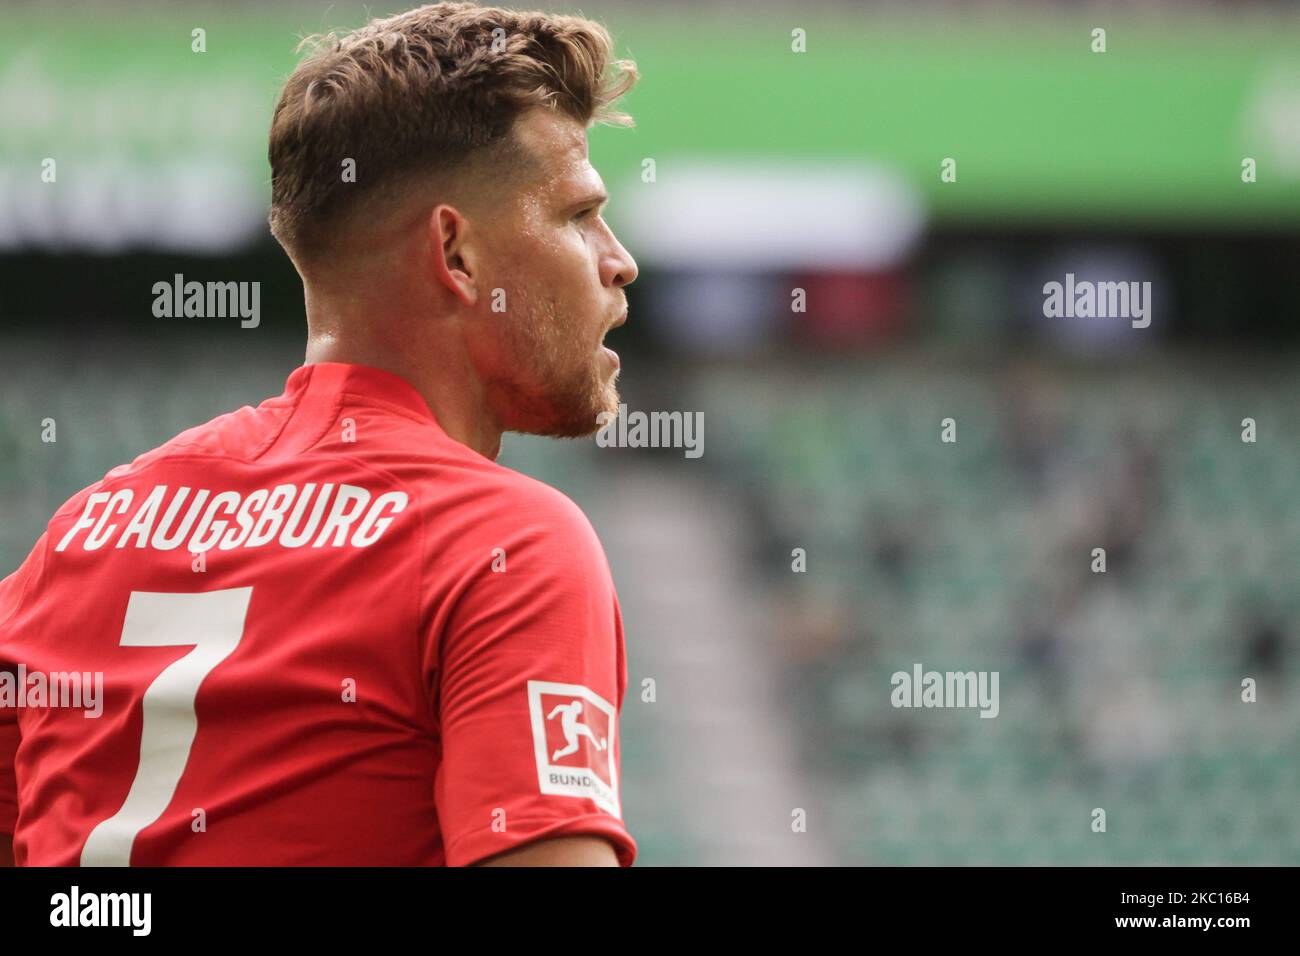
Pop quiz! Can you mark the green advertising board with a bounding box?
[1,6,1296,253]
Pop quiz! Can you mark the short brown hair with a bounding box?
[267,2,637,260]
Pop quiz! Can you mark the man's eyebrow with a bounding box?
[565,190,609,212]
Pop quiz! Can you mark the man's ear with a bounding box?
[428,203,479,307]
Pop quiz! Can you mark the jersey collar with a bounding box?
[286,362,439,424]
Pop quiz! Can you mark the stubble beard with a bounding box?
[496,292,618,439]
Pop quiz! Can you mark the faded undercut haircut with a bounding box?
[267,1,637,263]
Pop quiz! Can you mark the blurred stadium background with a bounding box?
[1,0,1298,864]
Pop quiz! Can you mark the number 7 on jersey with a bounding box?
[81,587,252,866]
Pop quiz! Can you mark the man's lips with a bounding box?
[601,310,627,368]
[601,313,625,368]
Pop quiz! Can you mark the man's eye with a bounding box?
[573,207,596,222]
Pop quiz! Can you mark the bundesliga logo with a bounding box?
[527,681,620,817]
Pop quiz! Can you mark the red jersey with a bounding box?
[0,362,635,866]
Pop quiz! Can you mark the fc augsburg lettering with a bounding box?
[54,483,408,553]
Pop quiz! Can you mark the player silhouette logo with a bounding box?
[546,699,608,761]
[528,681,620,816]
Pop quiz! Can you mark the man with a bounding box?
[0,1,639,866]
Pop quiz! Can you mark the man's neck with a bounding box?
[304,333,504,462]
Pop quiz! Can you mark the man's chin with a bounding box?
[509,386,620,439]
[562,392,621,439]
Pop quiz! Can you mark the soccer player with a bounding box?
[0,2,639,866]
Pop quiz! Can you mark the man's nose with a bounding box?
[602,231,638,288]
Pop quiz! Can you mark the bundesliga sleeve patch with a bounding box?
[526,681,620,818]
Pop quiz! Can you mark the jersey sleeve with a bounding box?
[0,709,17,835]
[430,487,636,867]
[0,533,48,835]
